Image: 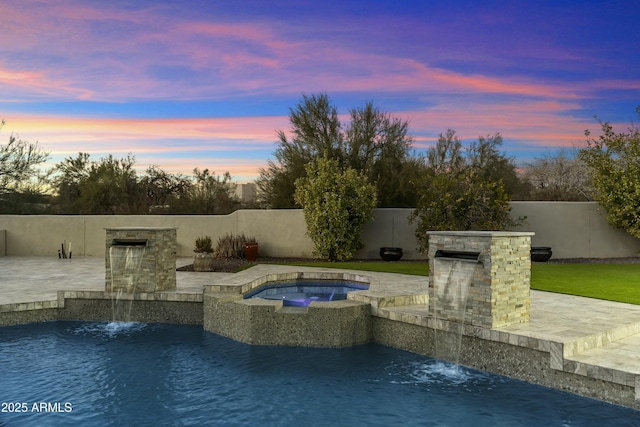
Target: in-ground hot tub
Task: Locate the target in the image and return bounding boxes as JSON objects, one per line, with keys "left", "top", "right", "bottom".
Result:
{"left": 204, "top": 272, "right": 373, "bottom": 347}
{"left": 244, "top": 279, "right": 369, "bottom": 307}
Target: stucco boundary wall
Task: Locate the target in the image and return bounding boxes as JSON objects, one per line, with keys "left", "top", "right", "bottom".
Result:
{"left": 0, "top": 229, "right": 5, "bottom": 256}
{"left": 0, "top": 202, "right": 639, "bottom": 259}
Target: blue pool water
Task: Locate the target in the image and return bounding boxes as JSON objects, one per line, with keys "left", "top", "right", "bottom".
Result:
{"left": 244, "top": 279, "right": 369, "bottom": 307}
{"left": 1, "top": 322, "right": 638, "bottom": 426}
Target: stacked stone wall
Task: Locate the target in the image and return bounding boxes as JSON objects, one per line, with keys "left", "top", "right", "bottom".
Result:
{"left": 488, "top": 235, "right": 531, "bottom": 327}
{"left": 428, "top": 231, "right": 533, "bottom": 328}
{"left": 105, "top": 227, "right": 177, "bottom": 292}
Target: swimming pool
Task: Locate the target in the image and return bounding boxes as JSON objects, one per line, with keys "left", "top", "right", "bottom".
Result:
{"left": 1, "top": 321, "right": 638, "bottom": 426}
{"left": 244, "top": 279, "right": 369, "bottom": 307}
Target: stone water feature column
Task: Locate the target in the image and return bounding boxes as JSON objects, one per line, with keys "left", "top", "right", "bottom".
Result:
{"left": 427, "top": 231, "right": 534, "bottom": 329}
{"left": 105, "top": 227, "right": 177, "bottom": 292}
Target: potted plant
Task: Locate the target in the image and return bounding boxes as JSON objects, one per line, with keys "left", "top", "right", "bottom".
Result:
{"left": 193, "top": 235, "right": 216, "bottom": 272}
{"left": 243, "top": 237, "right": 258, "bottom": 262}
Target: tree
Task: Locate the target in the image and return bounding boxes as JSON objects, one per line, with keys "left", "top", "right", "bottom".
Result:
{"left": 139, "top": 166, "right": 191, "bottom": 213}
{"left": 426, "top": 129, "right": 523, "bottom": 197}
{"left": 51, "top": 153, "right": 143, "bottom": 214}
{"left": 579, "top": 116, "right": 640, "bottom": 238}
{"left": 410, "top": 129, "right": 519, "bottom": 253}
{"left": 348, "top": 103, "right": 423, "bottom": 207}
{"left": 467, "top": 133, "right": 524, "bottom": 198}
{"left": 521, "top": 149, "right": 594, "bottom": 201}
{"left": 51, "top": 152, "right": 91, "bottom": 213}
{"left": 0, "top": 120, "right": 51, "bottom": 213}
{"left": 257, "top": 93, "right": 421, "bottom": 208}
{"left": 82, "top": 154, "right": 142, "bottom": 214}
{"left": 426, "top": 128, "right": 464, "bottom": 174}
{"left": 0, "top": 120, "right": 49, "bottom": 193}
{"left": 51, "top": 154, "right": 240, "bottom": 215}
{"left": 257, "top": 94, "right": 340, "bottom": 208}
{"left": 182, "top": 168, "right": 239, "bottom": 215}
{"left": 294, "top": 157, "right": 377, "bottom": 261}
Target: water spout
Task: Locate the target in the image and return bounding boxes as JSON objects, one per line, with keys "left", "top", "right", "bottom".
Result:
{"left": 108, "top": 245, "right": 146, "bottom": 323}
{"left": 432, "top": 258, "right": 478, "bottom": 364}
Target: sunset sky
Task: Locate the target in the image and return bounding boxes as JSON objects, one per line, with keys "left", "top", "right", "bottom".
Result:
{"left": 1, "top": 0, "right": 639, "bottom": 182}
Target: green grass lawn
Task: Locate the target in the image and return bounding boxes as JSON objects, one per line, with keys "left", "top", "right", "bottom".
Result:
{"left": 530, "top": 263, "right": 640, "bottom": 305}
{"left": 278, "top": 260, "right": 640, "bottom": 305}
{"left": 276, "top": 260, "right": 430, "bottom": 276}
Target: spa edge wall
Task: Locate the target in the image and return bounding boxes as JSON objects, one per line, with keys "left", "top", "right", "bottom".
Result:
{"left": 0, "top": 202, "right": 639, "bottom": 259}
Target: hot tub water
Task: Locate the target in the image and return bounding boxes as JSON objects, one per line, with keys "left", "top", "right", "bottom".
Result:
{"left": 244, "top": 279, "right": 369, "bottom": 307}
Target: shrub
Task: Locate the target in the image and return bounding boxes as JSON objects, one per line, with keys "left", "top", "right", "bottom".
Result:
{"left": 294, "top": 157, "right": 377, "bottom": 261}
{"left": 409, "top": 169, "right": 516, "bottom": 253}
{"left": 215, "top": 233, "right": 256, "bottom": 259}
{"left": 194, "top": 236, "right": 214, "bottom": 253}
{"left": 579, "top": 117, "right": 640, "bottom": 239}
{"left": 409, "top": 129, "right": 523, "bottom": 253}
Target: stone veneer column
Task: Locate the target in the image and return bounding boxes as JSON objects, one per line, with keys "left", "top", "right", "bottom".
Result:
{"left": 105, "top": 227, "right": 177, "bottom": 292}
{"left": 427, "top": 231, "right": 534, "bottom": 328}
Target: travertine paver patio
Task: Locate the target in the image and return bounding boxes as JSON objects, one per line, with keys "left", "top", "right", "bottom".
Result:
{"left": 1, "top": 256, "right": 640, "bottom": 400}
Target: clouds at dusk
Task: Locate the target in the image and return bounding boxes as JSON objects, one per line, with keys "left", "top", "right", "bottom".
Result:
{"left": 1, "top": 0, "right": 639, "bottom": 181}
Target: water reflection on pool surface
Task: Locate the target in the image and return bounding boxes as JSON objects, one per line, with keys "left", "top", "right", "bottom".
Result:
{"left": 1, "top": 321, "right": 638, "bottom": 426}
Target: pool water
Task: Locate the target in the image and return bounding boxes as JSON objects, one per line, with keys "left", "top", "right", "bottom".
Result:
{"left": 244, "top": 279, "right": 369, "bottom": 307}
{"left": 1, "top": 322, "right": 638, "bottom": 426}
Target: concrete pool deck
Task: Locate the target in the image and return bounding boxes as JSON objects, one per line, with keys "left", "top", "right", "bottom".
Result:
{"left": 1, "top": 256, "right": 640, "bottom": 409}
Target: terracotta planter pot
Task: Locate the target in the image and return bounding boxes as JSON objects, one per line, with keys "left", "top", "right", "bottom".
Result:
{"left": 243, "top": 242, "right": 258, "bottom": 262}
{"left": 193, "top": 253, "right": 216, "bottom": 271}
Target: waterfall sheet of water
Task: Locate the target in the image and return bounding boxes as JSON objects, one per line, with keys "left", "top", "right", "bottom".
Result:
{"left": 432, "top": 258, "right": 477, "bottom": 365}
{"left": 108, "top": 245, "right": 146, "bottom": 323}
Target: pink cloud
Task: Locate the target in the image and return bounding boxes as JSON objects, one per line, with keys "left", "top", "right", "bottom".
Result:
{"left": 585, "top": 79, "right": 640, "bottom": 92}
{"left": 300, "top": 50, "right": 585, "bottom": 100}
{"left": 3, "top": 0, "right": 636, "bottom": 179}
{"left": 0, "top": 64, "right": 94, "bottom": 100}
{"left": 3, "top": 113, "right": 284, "bottom": 181}
{"left": 178, "top": 21, "right": 276, "bottom": 44}
{"left": 402, "top": 100, "right": 595, "bottom": 150}
{"left": 4, "top": 0, "right": 629, "bottom": 118}
{"left": 0, "top": 2, "right": 594, "bottom": 102}
{"left": 135, "top": 156, "right": 268, "bottom": 181}
{"left": 2, "top": 114, "right": 288, "bottom": 180}
{"left": 2, "top": 100, "right": 617, "bottom": 182}
{"left": 4, "top": 114, "right": 287, "bottom": 145}
{"left": 424, "top": 68, "right": 580, "bottom": 99}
